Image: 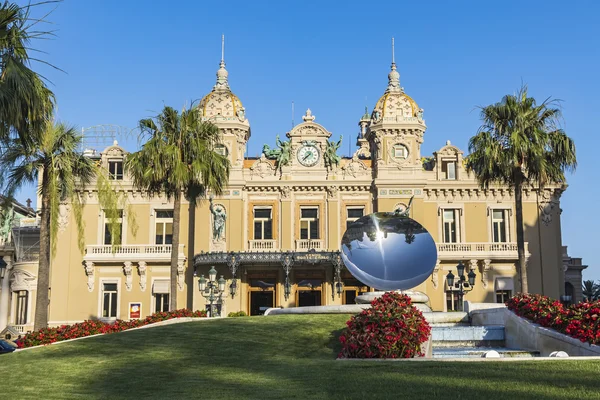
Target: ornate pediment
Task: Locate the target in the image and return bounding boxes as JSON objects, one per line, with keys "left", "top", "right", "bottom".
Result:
{"left": 249, "top": 154, "right": 276, "bottom": 178}
{"left": 10, "top": 269, "right": 36, "bottom": 292}
{"left": 286, "top": 110, "right": 332, "bottom": 140}
{"left": 101, "top": 141, "right": 127, "bottom": 159}
{"left": 342, "top": 155, "right": 369, "bottom": 179}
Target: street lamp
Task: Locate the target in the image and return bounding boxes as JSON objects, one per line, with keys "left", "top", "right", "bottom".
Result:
{"left": 446, "top": 261, "right": 476, "bottom": 311}
{"left": 197, "top": 266, "right": 226, "bottom": 317}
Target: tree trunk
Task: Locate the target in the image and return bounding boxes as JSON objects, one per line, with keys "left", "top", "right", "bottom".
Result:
{"left": 34, "top": 169, "right": 51, "bottom": 330}
{"left": 169, "top": 191, "right": 182, "bottom": 311}
{"left": 514, "top": 177, "right": 529, "bottom": 294}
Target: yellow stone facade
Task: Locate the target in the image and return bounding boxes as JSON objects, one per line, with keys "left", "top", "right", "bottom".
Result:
{"left": 1, "top": 56, "right": 569, "bottom": 330}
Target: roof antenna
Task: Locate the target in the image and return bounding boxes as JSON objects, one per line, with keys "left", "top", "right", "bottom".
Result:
{"left": 391, "top": 37, "right": 395, "bottom": 65}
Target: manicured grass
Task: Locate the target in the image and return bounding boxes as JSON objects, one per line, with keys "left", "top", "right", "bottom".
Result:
{"left": 2, "top": 315, "right": 600, "bottom": 399}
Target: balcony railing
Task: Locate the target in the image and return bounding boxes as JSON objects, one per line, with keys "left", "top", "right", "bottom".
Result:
{"left": 295, "top": 239, "right": 323, "bottom": 251}
{"left": 9, "top": 324, "right": 33, "bottom": 334}
{"left": 437, "top": 242, "right": 528, "bottom": 260}
{"left": 84, "top": 244, "right": 185, "bottom": 262}
{"left": 248, "top": 240, "right": 278, "bottom": 251}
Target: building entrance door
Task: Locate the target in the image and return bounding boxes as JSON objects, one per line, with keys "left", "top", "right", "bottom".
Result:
{"left": 250, "top": 291, "right": 274, "bottom": 315}
{"left": 342, "top": 271, "right": 370, "bottom": 305}
{"left": 295, "top": 270, "right": 324, "bottom": 307}
{"left": 248, "top": 276, "right": 276, "bottom": 316}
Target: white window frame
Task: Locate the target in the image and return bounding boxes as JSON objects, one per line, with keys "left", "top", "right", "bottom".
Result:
{"left": 154, "top": 209, "right": 174, "bottom": 245}
{"left": 438, "top": 205, "right": 465, "bottom": 244}
{"left": 444, "top": 161, "right": 456, "bottom": 180}
{"left": 107, "top": 159, "right": 124, "bottom": 180}
{"left": 392, "top": 144, "right": 408, "bottom": 159}
{"left": 98, "top": 209, "right": 127, "bottom": 245}
{"left": 444, "top": 286, "right": 462, "bottom": 312}
{"left": 215, "top": 144, "right": 228, "bottom": 157}
{"left": 487, "top": 205, "right": 512, "bottom": 243}
{"left": 98, "top": 278, "right": 121, "bottom": 321}
{"left": 346, "top": 206, "right": 365, "bottom": 229}
{"left": 10, "top": 290, "right": 31, "bottom": 325}
{"left": 253, "top": 207, "right": 273, "bottom": 240}
{"left": 300, "top": 207, "right": 320, "bottom": 240}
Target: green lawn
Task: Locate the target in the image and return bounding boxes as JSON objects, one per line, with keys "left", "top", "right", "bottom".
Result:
{"left": 2, "top": 315, "right": 600, "bottom": 399}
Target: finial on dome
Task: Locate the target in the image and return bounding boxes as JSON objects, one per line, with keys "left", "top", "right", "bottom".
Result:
{"left": 302, "top": 108, "right": 316, "bottom": 122}
{"left": 386, "top": 37, "right": 402, "bottom": 93}
{"left": 214, "top": 34, "right": 230, "bottom": 91}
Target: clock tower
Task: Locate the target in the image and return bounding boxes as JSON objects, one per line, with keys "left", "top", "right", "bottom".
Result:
{"left": 284, "top": 109, "right": 337, "bottom": 179}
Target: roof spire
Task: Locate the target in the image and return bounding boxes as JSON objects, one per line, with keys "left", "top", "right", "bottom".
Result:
{"left": 214, "top": 34, "right": 229, "bottom": 91}
{"left": 386, "top": 37, "right": 402, "bottom": 93}
{"left": 221, "top": 34, "right": 225, "bottom": 63}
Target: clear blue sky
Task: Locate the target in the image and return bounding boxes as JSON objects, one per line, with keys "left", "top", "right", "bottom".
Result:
{"left": 18, "top": 0, "right": 600, "bottom": 280}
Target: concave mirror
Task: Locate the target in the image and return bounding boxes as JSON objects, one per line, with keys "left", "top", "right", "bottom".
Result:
{"left": 340, "top": 212, "right": 438, "bottom": 291}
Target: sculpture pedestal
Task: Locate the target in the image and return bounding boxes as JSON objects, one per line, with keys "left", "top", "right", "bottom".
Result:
{"left": 355, "top": 290, "right": 432, "bottom": 313}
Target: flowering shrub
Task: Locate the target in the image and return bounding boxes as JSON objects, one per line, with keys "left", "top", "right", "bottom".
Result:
{"left": 507, "top": 294, "right": 600, "bottom": 345}
{"left": 16, "top": 309, "right": 206, "bottom": 348}
{"left": 227, "top": 311, "right": 248, "bottom": 317}
{"left": 338, "top": 292, "right": 431, "bottom": 359}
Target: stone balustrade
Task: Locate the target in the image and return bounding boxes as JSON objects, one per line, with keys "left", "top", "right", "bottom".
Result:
{"left": 437, "top": 242, "right": 528, "bottom": 260}
{"left": 84, "top": 244, "right": 185, "bottom": 262}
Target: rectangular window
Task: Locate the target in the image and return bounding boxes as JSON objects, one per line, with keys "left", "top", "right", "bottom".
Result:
{"left": 496, "top": 290, "right": 512, "bottom": 304}
{"left": 253, "top": 208, "right": 273, "bottom": 240}
{"left": 15, "top": 290, "right": 28, "bottom": 325}
{"left": 108, "top": 160, "right": 123, "bottom": 180}
{"left": 300, "top": 208, "right": 319, "bottom": 240}
{"left": 346, "top": 207, "right": 364, "bottom": 230}
{"left": 446, "top": 162, "right": 456, "bottom": 180}
{"left": 104, "top": 210, "right": 123, "bottom": 245}
{"left": 155, "top": 210, "right": 174, "bottom": 245}
{"left": 446, "top": 290, "right": 462, "bottom": 311}
{"left": 492, "top": 210, "right": 508, "bottom": 243}
{"left": 393, "top": 145, "right": 407, "bottom": 159}
{"left": 442, "top": 209, "right": 458, "bottom": 243}
{"left": 102, "top": 283, "right": 118, "bottom": 318}
{"left": 154, "top": 293, "right": 169, "bottom": 313}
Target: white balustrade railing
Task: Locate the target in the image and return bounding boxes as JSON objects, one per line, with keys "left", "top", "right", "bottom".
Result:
{"left": 437, "top": 242, "right": 527, "bottom": 259}
{"left": 295, "top": 239, "right": 323, "bottom": 251}
{"left": 248, "top": 240, "right": 277, "bottom": 251}
{"left": 84, "top": 244, "right": 185, "bottom": 261}
{"left": 10, "top": 324, "right": 33, "bottom": 334}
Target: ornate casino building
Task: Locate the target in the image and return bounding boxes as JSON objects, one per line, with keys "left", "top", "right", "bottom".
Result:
{"left": 0, "top": 50, "right": 585, "bottom": 334}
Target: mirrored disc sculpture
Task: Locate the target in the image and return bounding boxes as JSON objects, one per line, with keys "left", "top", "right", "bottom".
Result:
{"left": 340, "top": 212, "right": 438, "bottom": 291}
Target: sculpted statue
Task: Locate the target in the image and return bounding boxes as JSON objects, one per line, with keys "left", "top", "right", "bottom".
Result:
{"left": 371, "top": 110, "right": 381, "bottom": 123}
{"left": 324, "top": 135, "right": 343, "bottom": 171}
{"left": 209, "top": 197, "right": 227, "bottom": 241}
{"left": 262, "top": 135, "right": 291, "bottom": 172}
{"left": 0, "top": 207, "right": 14, "bottom": 245}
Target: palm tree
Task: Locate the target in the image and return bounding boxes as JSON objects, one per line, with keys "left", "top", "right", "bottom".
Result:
{"left": 0, "top": 122, "right": 95, "bottom": 330}
{"left": 0, "top": 1, "right": 56, "bottom": 144}
{"left": 466, "top": 86, "right": 577, "bottom": 294}
{"left": 582, "top": 280, "right": 599, "bottom": 302}
{"left": 127, "top": 106, "right": 230, "bottom": 310}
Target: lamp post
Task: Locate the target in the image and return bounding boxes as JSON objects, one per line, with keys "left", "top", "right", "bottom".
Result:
{"left": 446, "top": 261, "right": 476, "bottom": 312}
{"left": 197, "top": 266, "right": 226, "bottom": 317}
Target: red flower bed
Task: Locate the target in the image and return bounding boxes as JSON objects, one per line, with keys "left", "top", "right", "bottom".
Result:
{"left": 16, "top": 309, "right": 206, "bottom": 348}
{"left": 338, "top": 292, "right": 431, "bottom": 359}
{"left": 507, "top": 294, "right": 600, "bottom": 345}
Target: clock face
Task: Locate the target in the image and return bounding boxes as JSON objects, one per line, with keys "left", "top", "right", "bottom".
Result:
{"left": 297, "top": 145, "right": 320, "bottom": 167}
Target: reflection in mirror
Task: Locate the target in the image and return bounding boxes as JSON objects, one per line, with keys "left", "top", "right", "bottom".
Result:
{"left": 340, "top": 212, "right": 438, "bottom": 291}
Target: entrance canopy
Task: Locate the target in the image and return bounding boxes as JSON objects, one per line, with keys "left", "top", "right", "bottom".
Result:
{"left": 193, "top": 249, "right": 343, "bottom": 301}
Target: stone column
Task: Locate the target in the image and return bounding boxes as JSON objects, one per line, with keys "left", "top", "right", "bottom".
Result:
{"left": 0, "top": 256, "right": 14, "bottom": 331}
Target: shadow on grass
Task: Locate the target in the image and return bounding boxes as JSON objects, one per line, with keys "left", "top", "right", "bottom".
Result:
{"left": 3, "top": 316, "right": 600, "bottom": 399}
